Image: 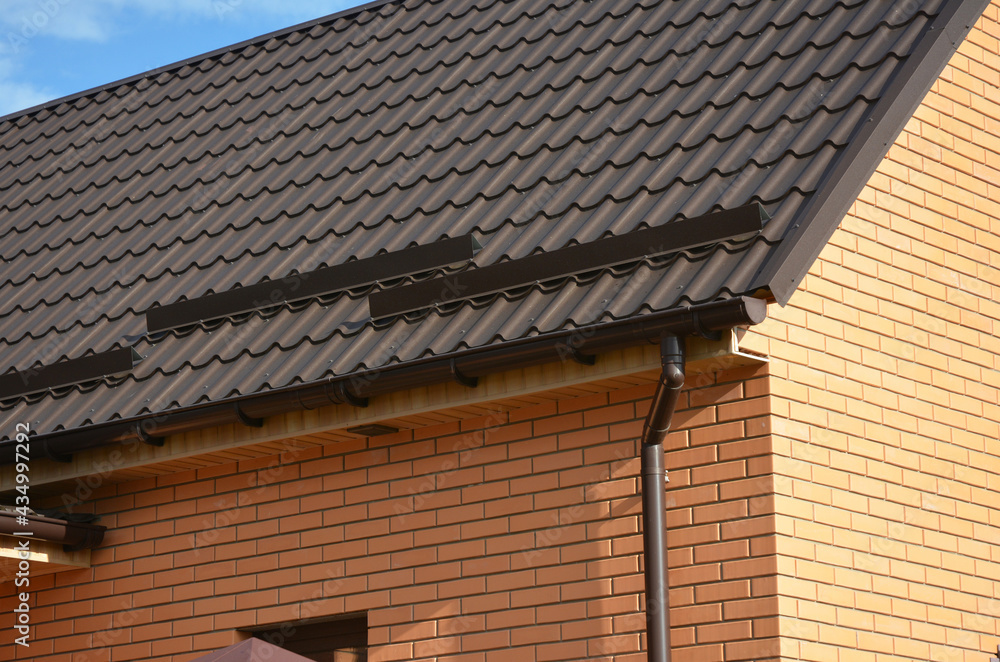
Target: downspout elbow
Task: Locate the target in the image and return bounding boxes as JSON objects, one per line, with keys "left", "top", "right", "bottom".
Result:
{"left": 642, "top": 335, "right": 686, "bottom": 447}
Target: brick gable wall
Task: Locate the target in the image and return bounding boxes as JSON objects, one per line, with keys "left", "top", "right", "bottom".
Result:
{"left": 741, "top": 3, "right": 1000, "bottom": 660}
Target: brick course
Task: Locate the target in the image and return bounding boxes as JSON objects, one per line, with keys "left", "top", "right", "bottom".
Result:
{"left": 4, "top": 5, "right": 1000, "bottom": 662}
{"left": 741, "top": 3, "right": 1000, "bottom": 660}
{"left": 1, "top": 366, "right": 775, "bottom": 661}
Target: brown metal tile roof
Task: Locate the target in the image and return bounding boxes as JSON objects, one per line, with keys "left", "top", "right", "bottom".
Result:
{"left": 0, "top": 0, "right": 990, "bottom": 446}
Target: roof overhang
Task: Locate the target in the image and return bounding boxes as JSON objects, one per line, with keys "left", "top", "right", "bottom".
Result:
{"left": 0, "top": 296, "right": 767, "bottom": 468}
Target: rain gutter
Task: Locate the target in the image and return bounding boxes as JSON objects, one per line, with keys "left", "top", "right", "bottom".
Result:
{"left": 0, "top": 511, "right": 106, "bottom": 551}
{"left": 0, "top": 296, "right": 767, "bottom": 466}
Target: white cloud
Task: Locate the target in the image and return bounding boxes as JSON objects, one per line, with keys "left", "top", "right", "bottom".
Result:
{"left": 0, "top": 0, "right": 358, "bottom": 117}
{"left": 0, "top": 79, "right": 54, "bottom": 116}
{"left": 0, "top": 1, "right": 110, "bottom": 43}
{"left": 0, "top": 0, "right": 355, "bottom": 45}
{"left": 0, "top": 53, "right": 53, "bottom": 116}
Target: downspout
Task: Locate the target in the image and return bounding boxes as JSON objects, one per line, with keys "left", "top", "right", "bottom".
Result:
{"left": 640, "top": 334, "right": 685, "bottom": 662}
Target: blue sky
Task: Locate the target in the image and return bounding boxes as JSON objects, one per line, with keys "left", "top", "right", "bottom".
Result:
{"left": 0, "top": 0, "right": 363, "bottom": 117}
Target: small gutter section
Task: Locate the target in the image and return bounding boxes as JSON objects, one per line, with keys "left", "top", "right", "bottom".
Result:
{"left": 640, "top": 335, "right": 685, "bottom": 662}
{"left": 0, "top": 296, "right": 767, "bottom": 466}
{"left": 0, "top": 511, "right": 106, "bottom": 551}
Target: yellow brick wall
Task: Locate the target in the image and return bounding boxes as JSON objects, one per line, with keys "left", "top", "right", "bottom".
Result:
{"left": 741, "top": 3, "right": 1000, "bottom": 660}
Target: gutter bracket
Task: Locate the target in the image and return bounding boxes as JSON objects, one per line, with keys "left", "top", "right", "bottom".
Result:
{"left": 692, "top": 311, "right": 723, "bottom": 341}
{"left": 450, "top": 358, "right": 479, "bottom": 388}
{"left": 335, "top": 381, "right": 369, "bottom": 408}
{"left": 134, "top": 424, "right": 164, "bottom": 447}
{"left": 41, "top": 441, "right": 73, "bottom": 464}
{"left": 568, "top": 346, "right": 597, "bottom": 366}
{"left": 234, "top": 403, "right": 264, "bottom": 428}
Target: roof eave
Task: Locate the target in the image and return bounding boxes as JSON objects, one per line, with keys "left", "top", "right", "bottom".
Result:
{"left": 0, "top": 296, "right": 768, "bottom": 466}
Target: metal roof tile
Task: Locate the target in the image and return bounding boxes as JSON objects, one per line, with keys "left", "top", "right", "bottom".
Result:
{"left": 0, "top": 0, "right": 989, "bottom": 441}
